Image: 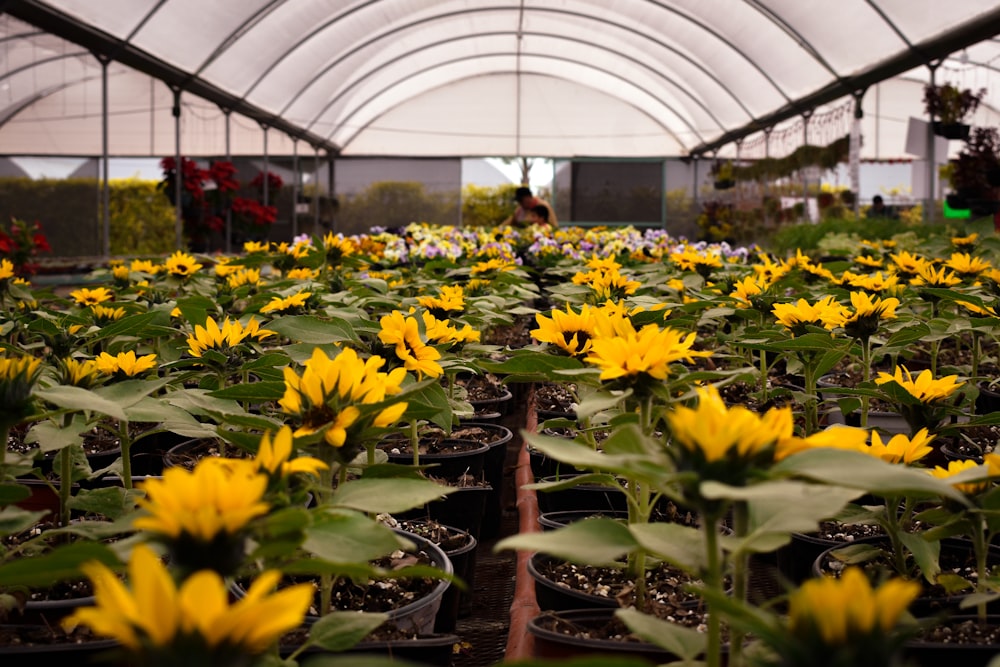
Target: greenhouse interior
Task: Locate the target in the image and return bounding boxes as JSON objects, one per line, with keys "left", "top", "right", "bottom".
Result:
{"left": 5, "top": 2, "right": 1000, "bottom": 666}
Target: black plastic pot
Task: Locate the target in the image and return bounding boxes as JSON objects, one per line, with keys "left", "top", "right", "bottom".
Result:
{"left": 536, "top": 409, "right": 577, "bottom": 423}
{"left": 239, "top": 528, "right": 452, "bottom": 636}
{"left": 345, "top": 632, "right": 460, "bottom": 664}
{"left": 933, "top": 121, "right": 971, "bottom": 141}
{"left": 162, "top": 438, "right": 229, "bottom": 470}
{"left": 535, "top": 474, "right": 627, "bottom": 514}
{"left": 400, "top": 485, "right": 492, "bottom": 541}
{"left": 813, "top": 537, "right": 1000, "bottom": 617}
{"left": 15, "top": 595, "right": 96, "bottom": 627}
{"left": 529, "top": 554, "right": 619, "bottom": 612}
{"left": 459, "top": 422, "right": 513, "bottom": 540}
{"left": 714, "top": 178, "right": 735, "bottom": 190}
{"left": 940, "top": 440, "right": 984, "bottom": 463}
{"left": 0, "top": 626, "right": 118, "bottom": 667}
{"left": 528, "top": 608, "right": 687, "bottom": 662}
{"left": 976, "top": 381, "right": 1000, "bottom": 414}
{"left": 904, "top": 615, "right": 1000, "bottom": 667}
{"left": 947, "top": 193, "right": 969, "bottom": 210}
{"left": 469, "top": 385, "right": 513, "bottom": 420}
{"left": 776, "top": 531, "right": 844, "bottom": 585}
{"left": 381, "top": 438, "right": 490, "bottom": 479}
{"left": 398, "top": 519, "right": 478, "bottom": 634}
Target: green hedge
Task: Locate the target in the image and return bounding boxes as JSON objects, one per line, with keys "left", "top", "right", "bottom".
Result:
{"left": 0, "top": 177, "right": 175, "bottom": 257}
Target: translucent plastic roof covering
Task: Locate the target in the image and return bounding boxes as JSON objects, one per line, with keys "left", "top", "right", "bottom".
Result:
{"left": 2, "top": 1, "right": 1000, "bottom": 157}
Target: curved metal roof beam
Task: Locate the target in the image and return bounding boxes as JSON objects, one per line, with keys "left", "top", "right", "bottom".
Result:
{"left": 740, "top": 0, "right": 841, "bottom": 78}
{"left": 290, "top": 30, "right": 727, "bottom": 134}
{"left": 125, "top": 0, "right": 169, "bottom": 41}
{"left": 0, "top": 74, "right": 100, "bottom": 129}
{"left": 0, "top": 29, "right": 46, "bottom": 45}
{"left": 237, "top": 4, "right": 756, "bottom": 118}
{"left": 0, "top": 49, "right": 90, "bottom": 85}
{"left": 192, "top": 0, "right": 289, "bottom": 76}
{"left": 329, "top": 54, "right": 697, "bottom": 150}
{"left": 337, "top": 70, "right": 687, "bottom": 154}
{"left": 641, "top": 0, "right": 792, "bottom": 102}
{"left": 864, "top": 0, "right": 913, "bottom": 49}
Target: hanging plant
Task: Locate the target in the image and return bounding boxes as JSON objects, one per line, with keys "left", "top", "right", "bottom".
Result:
{"left": 923, "top": 83, "right": 985, "bottom": 140}
{"left": 732, "top": 135, "right": 849, "bottom": 183}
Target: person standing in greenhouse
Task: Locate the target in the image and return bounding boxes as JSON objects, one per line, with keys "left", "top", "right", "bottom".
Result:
{"left": 503, "top": 186, "right": 558, "bottom": 228}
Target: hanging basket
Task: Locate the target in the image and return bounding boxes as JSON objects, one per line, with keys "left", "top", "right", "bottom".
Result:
{"left": 713, "top": 179, "right": 735, "bottom": 190}
{"left": 933, "top": 121, "right": 971, "bottom": 141}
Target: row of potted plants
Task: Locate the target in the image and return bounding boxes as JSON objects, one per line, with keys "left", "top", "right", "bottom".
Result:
{"left": 2, "top": 220, "right": 1000, "bottom": 666}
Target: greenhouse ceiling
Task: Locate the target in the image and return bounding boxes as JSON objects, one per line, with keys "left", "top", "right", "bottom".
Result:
{"left": 1, "top": 0, "right": 1000, "bottom": 158}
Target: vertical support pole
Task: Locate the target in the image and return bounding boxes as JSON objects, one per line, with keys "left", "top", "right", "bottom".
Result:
{"left": 313, "top": 146, "right": 321, "bottom": 235}
{"left": 801, "top": 112, "right": 812, "bottom": 221}
{"left": 691, "top": 155, "right": 699, "bottom": 209}
{"left": 328, "top": 154, "right": 335, "bottom": 233}
{"left": 850, "top": 90, "right": 865, "bottom": 217}
{"left": 734, "top": 138, "right": 743, "bottom": 209}
{"left": 291, "top": 138, "right": 299, "bottom": 239}
{"left": 660, "top": 158, "right": 667, "bottom": 231}
{"left": 223, "top": 108, "right": 232, "bottom": 253}
{"left": 172, "top": 88, "right": 183, "bottom": 250}
{"left": 925, "top": 63, "right": 938, "bottom": 223}
{"left": 99, "top": 56, "right": 110, "bottom": 259}
{"left": 261, "top": 125, "right": 270, "bottom": 208}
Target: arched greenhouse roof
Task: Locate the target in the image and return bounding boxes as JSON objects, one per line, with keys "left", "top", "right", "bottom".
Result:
{"left": 1, "top": 1, "right": 1000, "bottom": 158}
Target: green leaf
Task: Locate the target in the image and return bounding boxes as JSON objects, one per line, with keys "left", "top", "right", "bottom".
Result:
{"left": 772, "top": 448, "right": 969, "bottom": 504}
{"left": 241, "top": 352, "right": 292, "bottom": 371}
{"left": 209, "top": 381, "right": 285, "bottom": 402}
{"left": 94, "top": 377, "right": 175, "bottom": 409}
{"left": 616, "top": 607, "right": 707, "bottom": 661}
{"left": 303, "top": 510, "right": 406, "bottom": 563}
{"left": 304, "top": 611, "right": 388, "bottom": 652}
{"left": 495, "top": 518, "right": 637, "bottom": 565}
{"left": 35, "top": 385, "right": 127, "bottom": 421}
{"left": 399, "top": 382, "right": 452, "bottom": 432}
{"left": 0, "top": 483, "right": 30, "bottom": 506}
{"left": 575, "top": 390, "right": 629, "bottom": 420}
{"left": 0, "top": 506, "right": 48, "bottom": 535}
{"left": 628, "top": 522, "right": 706, "bottom": 572}
{"left": 827, "top": 542, "right": 883, "bottom": 565}
{"left": 26, "top": 416, "right": 85, "bottom": 454}
{"left": 701, "top": 480, "right": 863, "bottom": 556}
{"left": 0, "top": 541, "right": 120, "bottom": 587}
{"left": 66, "top": 487, "right": 141, "bottom": 521}
{"left": 88, "top": 311, "right": 158, "bottom": 342}
{"left": 267, "top": 315, "right": 360, "bottom": 344}
{"left": 898, "top": 531, "right": 940, "bottom": 584}
{"left": 478, "top": 352, "right": 584, "bottom": 383}
{"left": 330, "top": 478, "right": 454, "bottom": 514}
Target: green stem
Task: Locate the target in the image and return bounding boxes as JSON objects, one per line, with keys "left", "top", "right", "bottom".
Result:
{"left": 803, "top": 355, "right": 818, "bottom": 436}
{"left": 59, "top": 422, "right": 73, "bottom": 528}
{"left": 882, "top": 495, "right": 908, "bottom": 576}
{"left": 703, "top": 512, "right": 723, "bottom": 667}
{"left": 626, "top": 478, "right": 652, "bottom": 609}
{"left": 971, "top": 334, "right": 981, "bottom": 417}
{"left": 410, "top": 421, "right": 420, "bottom": 468}
{"left": 320, "top": 572, "right": 332, "bottom": 617}
{"left": 639, "top": 395, "right": 654, "bottom": 436}
{"left": 730, "top": 501, "right": 750, "bottom": 667}
{"left": 119, "top": 420, "right": 133, "bottom": 491}
{"left": 861, "top": 336, "right": 872, "bottom": 429}
{"left": 759, "top": 349, "right": 769, "bottom": 403}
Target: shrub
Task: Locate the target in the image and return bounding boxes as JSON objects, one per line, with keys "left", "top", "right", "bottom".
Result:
{"left": 109, "top": 178, "right": 176, "bottom": 255}
{"left": 461, "top": 183, "right": 519, "bottom": 227}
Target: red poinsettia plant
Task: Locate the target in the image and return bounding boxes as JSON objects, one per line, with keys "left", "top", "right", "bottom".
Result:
{"left": 250, "top": 171, "right": 283, "bottom": 192}
{"left": 160, "top": 158, "right": 282, "bottom": 248}
{"left": 0, "top": 218, "right": 51, "bottom": 276}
